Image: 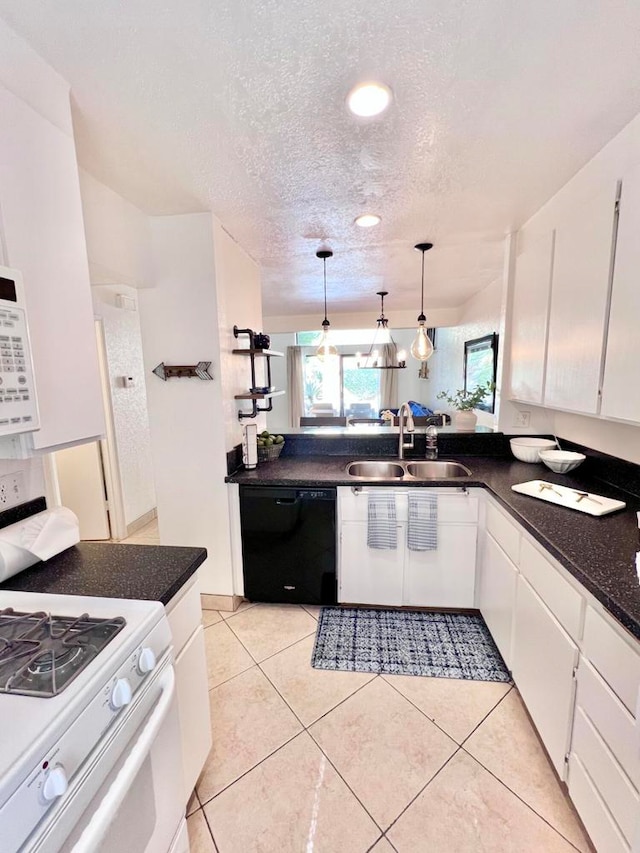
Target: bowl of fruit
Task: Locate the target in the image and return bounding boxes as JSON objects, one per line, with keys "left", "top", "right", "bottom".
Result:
{"left": 257, "top": 430, "right": 285, "bottom": 462}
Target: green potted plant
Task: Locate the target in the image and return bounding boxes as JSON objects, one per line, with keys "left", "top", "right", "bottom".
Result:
{"left": 436, "top": 381, "right": 494, "bottom": 431}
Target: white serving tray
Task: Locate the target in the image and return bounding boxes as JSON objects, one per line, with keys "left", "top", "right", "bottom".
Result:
{"left": 511, "top": 480, "right": 626, "bottom": 517}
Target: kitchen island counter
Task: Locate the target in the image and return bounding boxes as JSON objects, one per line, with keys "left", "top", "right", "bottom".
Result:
{"left": 0, "top": 541, "right": 207, "bottom": 605}
{"left": 228, "top": 454, "right": 640, "bottom": 640}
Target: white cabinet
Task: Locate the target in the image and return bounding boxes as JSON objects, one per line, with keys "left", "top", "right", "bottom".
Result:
{"left": 0, "top": 84, "right": 104, "bottom": 453}
{"left": 403, "top": 524, "right": 477, "bottom": 608}
{"left": 511, "top": 576, "right": 579, "bottom": 777}
{"left": 339, "top": 521, "right": 405, "bottom": 606}
{"left": 165, "top": 576, "right": 212, "bottom": 804}
{"left": 509, "top": 230, "right": 554, "bottom": 404}
{"left": 337, "top": 487, "right": 478, "bottom": 608}
{"left": 543, "top": 181, "right": 618, "bottom": 414}
{"left": 478, "top": 531, "right": 518, "bottom": 667}
{"left": 601, "top": 161, "right": 640, "bottom": 423}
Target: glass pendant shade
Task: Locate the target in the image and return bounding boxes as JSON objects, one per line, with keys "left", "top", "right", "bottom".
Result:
{"left": 316, "top": 326, "right": 338, "bottom": 361}
{"left": 412, "top": 242, "right": 434, "bottom": 362}
{"left": 411, "top": 322, "right": 434, "bottom": 361}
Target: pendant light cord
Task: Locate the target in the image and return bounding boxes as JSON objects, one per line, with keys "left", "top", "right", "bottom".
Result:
{"left": 414, "top": 242, "right": 432, "bottom": 323}
{"left": 323, "top": 258, "right": 328, "bottom": 324}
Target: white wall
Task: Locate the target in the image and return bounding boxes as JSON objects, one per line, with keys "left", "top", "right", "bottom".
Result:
{"left": 139, "top": 213, "right": 233, "bottom": 594}
{"left": 265, "top": 333, "right": 294, "bottom": 432}
{"left": 79, "top": 169, "right": 153, "bottom": 288}
{"left": 0, "top": 18, "right": 72, "bottom": 137}
{"left": 211, "top": 220, "right": 264, "bottom": 450}
{"left": 92, "top": 285, "right": 156, "bottom": 527}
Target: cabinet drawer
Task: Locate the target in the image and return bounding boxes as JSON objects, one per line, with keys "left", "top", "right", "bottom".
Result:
{"left": 165, "top": 576, "right": 202, "bottom": 658}
{"left": 568, "top": 754, "right": 630, "bottom": 853}
{"left": 576, "top": 658, "right": 640, "bottom": 790}
{"left": 485, "top": 501, "right": 520, "bottom": 565}
{"left": 338, "top": 487, "right": 478, "bottom": 524}
{"left": 571, "top": 707, "right": 639, "bottom": 845}
{"left": 583, "top": 606, "right": 640, "bottom": 714}
{"left": 519, "top": 538, "right": 584, "bottom": 640}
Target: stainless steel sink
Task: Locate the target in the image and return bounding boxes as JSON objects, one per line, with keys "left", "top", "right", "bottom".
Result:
{"left": 346, "top": 459, "right": 472, "bottom": 480}
{"left": 346, "top": 461, "right": 405, "bottom": 479}
{"left": 405, "top": 461, "right": 472, "bottom": 479}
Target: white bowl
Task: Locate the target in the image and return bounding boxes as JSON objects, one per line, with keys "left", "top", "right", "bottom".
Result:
{"left": 538, "top": 450, "right": 586, "bottom": 474}
{"left": 510, "top": 437, "right": 557, "bottom": 463}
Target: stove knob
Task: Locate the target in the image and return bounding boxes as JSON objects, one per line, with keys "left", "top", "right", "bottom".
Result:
{"left": 41, "top": 765, "right": 68, "bottom": 803}
{"left": 110, "top": 677, "right": 132, "bottom": 710}
{"left": 137, "top": 647, "right": 156, "bottom": 675}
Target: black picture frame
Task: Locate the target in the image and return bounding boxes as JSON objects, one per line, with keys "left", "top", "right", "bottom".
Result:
{"left": 464, "top": 333, "right": 499, "bottom": 413}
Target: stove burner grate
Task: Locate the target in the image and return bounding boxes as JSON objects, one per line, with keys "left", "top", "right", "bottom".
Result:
{"left": 0, "top": 609, "right": 126, "bottom": 698}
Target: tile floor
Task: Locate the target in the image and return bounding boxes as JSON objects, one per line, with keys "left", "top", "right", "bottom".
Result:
{"left": 118, "top": 518, "right": 160, "bottom": 545}
{"left": 186, "top": 601, "right": 593, "bottom": 853}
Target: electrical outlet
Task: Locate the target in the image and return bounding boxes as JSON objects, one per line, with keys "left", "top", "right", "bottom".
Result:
{"left": 513, "top": 410, "right": 531, "bottom": 428}
{"left": 0, "top": 472, "right": 25, "bottom": 509}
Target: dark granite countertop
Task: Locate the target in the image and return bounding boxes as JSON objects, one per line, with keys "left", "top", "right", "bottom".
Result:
{"left": 227, "top": 455, "right": 640, "bottom": 642}
{"left": 0, "top": 542, "right": 207, "bottom": 605}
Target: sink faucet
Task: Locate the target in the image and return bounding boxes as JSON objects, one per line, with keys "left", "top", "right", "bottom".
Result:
{"left": 425, "top": 425, "right": 438, "bottom": 460}
{"left": 398, "top": 402, "right": 415, "bottom": 459}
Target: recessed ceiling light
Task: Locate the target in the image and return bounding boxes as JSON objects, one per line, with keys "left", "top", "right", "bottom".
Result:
{"left": 355, "top": 214, "right": 381, "bottom": 228}
{"left": 346, "top": 82, "right": 392, "bottom": 117}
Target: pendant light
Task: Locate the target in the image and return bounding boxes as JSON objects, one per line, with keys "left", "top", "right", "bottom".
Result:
{"left": 357, "top": 291, "right": 406, "bottom": 369}
{"left": 315, "top": 249, "right": 338, "bottom": 361}
{"left": 411, "top": 242, "right": 435, "bottom": 361}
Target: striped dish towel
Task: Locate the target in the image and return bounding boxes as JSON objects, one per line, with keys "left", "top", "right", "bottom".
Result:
{"left": 367, "top": 491, "right": 397, "bottom": 550}
{"left": 407, "top": 492, "right": 438, "bottom": 551}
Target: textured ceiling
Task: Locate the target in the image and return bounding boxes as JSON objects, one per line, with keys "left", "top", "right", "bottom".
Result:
{"left": 1, "top": 0, "right": 639, "bottom": 317}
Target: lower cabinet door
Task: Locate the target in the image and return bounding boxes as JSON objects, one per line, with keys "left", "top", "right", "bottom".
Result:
{"left": 339, "top": 521, "right": 404, "bottom": 606}
{"left": 512, "top": 576, "right": 579, "bottom": 778}
{"left": 174, "top": 626, "right": 212, "bottom": 802}
{"left": 403, "top": 524, "right": 477, "bottom": 608}
{"left": 478, "top": 532, "right": 518, "bottom": 667}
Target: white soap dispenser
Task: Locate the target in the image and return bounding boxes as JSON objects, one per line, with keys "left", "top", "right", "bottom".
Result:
{"left": 242, "top": 424, "right": 258, "bottom": 469}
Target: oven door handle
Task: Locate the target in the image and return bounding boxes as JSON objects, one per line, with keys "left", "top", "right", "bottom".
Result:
{"left": 70, "top": 665, "right": 176, "bottom": 853}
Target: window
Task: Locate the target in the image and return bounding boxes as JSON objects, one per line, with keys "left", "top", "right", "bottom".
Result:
{"left": 463, "top": 333, "right": 499, "bottom": 413}
{"left": 303, "top": 354, "right": 381, "bottom": 417}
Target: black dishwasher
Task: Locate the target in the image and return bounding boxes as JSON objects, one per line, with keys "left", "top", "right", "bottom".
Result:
{"left": 239, "top": 485, "right": 337, "bottom": 605}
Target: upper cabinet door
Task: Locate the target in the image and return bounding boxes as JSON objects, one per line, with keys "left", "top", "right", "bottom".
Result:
{"left": 544, "top": 182, "right": 618, "bottom": 415}
{"left": 0, "top": 85, "right": 104, "bottom": 450}
{"left": 600, "top": 163, "right": 640, "bottom": 423}
{"left": 509, "top": 230, "right": 554, "bottom": 404}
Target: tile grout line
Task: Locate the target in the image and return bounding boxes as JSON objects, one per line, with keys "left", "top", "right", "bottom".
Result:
{"left": 198, "top": 729, "right": 305, "bottom": 808}
{"left": 304, "top": 723, "right": 385, "bottom": 835}
{"left": 222, "top": 607, "right": 318, "bottom": 666}
{"left": 384, "top": 746, "right": 463, "bottom": 838}
{"left": 256, "top": 660, "right": 385, "bottom": 833}
{"left": 199, "top": 804, "right": 220, "bottom": 853}
{"left": 457, "top": 743, "right": 586, "bottom": 852}
{"left": 457, "top": 683, "right": 514, "bottom": 748}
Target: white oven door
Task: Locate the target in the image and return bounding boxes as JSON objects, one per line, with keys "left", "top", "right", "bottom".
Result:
{"left": 25, "top": 659, "right": 187, "bottom": 853}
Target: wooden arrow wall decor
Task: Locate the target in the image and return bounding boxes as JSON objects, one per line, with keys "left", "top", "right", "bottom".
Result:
{"left": 152, "top": 361, "right": 213, "bottom": 381}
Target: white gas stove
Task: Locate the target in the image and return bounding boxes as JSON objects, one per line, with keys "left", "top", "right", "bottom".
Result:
{"left": 0, "top": 590, "right": 187, "bottom": 853}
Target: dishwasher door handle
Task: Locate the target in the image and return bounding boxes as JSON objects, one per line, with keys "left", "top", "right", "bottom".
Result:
{"left": 275, "top": 498, "right": 298, "bottom": 505}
